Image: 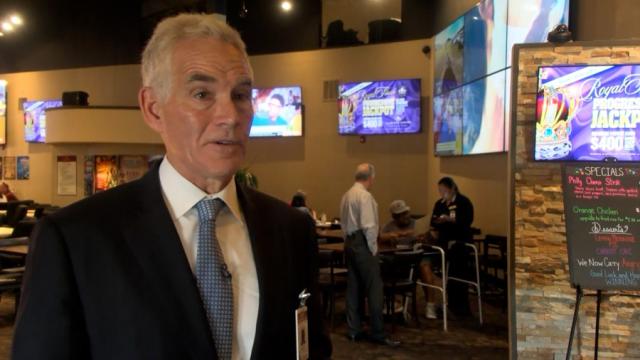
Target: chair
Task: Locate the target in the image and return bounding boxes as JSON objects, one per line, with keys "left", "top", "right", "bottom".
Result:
{"left": 6, "top": 204, "right": 29, "bottom": 228}
{"left": 0, "top": 270, "right": 24, "bottom": 317}
{"left": 482, "top": 235, "right": 507, "bottom": 309}
{"left": 380, "top": 250, "right": 423, "bottom": 330}
{"left": 11, "top": 220, "right": 37, "bottom": 238}
{"left": 0, "top": 236, "right": 28, "bottom": 317}
{"left": 416, "top": 244, "right": 448, "bottom": 331}
{"left": 368, "top": 19, "right": 401, "bottom": 44}
{"left": 317, "top": 249, "right": 347, "bottom": 329}
{"left": 446, "top": 242, "right": 483, "bottom": 326}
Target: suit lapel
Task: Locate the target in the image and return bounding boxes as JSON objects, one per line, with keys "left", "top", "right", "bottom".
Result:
{"left": 236, "top": 183, "right": 273, "bottom": 359}
{"left": 124, "top": 167, "right": 217, "bottom": 358}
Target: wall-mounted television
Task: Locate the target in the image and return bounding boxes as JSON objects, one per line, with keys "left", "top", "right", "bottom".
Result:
{"left": 433, "top": 0, "right": 570, "bottom": 156}
{"left": 462, "top": 0, "right": 507, "bottom": 84}
{"left": 434, "top": 70, "right": 507, "bottom": 155}
{"left": 462, "top": 69, "right": 507, "bottom": 155}
{"left": 23, "top": 99, "right": 63, "bottom": 143}
{"left": 0, "top": 80, "right": 6, "bottom": 145}
{"left": 250, "top": 86, "right": 303, "bottom": 137}
{"left": 534, "top": 64, "right": 640, "bottom": 162}
{"left": 338, "top": 79, "right": 421, "bottom": 135}
{"left": 506, "top": 0, "right": 570, "bottom": 66}
{"left": 434, "top": 16, "right": 464, "bottom": 96}
{"left": 434, "top": 87, "right": 463, "bottom": 155}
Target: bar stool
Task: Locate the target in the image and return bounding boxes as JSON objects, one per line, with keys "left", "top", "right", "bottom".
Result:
{"left": 446, "top": 242, "right": 483, "bottom": 326}
{"left": 416, "top": 244, "right": 448, "bottom": 331}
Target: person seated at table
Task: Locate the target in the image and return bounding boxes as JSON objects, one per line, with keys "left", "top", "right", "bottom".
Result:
{"left": 291, "top": 190, "right": 315, "bottom": 220}
{"left": 379, "top": 200, "right": 419, "bottom": 248}
{"left": 0, "top": 183, "right": 18, "bottom": 202}
{"left": 428, "top": 176, "right": 475, "bottom": 318}
{"left": 379, "top": 200, "right": 442, "bottom": 319}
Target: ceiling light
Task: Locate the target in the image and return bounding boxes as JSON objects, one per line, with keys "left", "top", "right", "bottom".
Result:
{"left": 0, "top": 32, "right": 4, "bottom": 37}
{"left": 1, "top": 22, "right": 14, "bottom": 32}
{"left": 281, "top": 1, "right": 292, "bottom": 11}
{"left": 10, "top": 15, "right": 22, "bottom": 26}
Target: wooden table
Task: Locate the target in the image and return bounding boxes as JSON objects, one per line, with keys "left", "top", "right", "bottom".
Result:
{"left": 316, "top": 229, "right": 344, "bottom": 240}
{"left": 0, "top": 227, "right": 13, "bottom": 239}
{"left": 318, "top": 242, "right": 401, "bottom": 254}
{"left": 0, "top": 245, "right": 28, "bottom": 255}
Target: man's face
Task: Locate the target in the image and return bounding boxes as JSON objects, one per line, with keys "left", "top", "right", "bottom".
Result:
{"left": 393, "top": 211, "right": 412, "bottom": 227}
{"left": 267, "top": 97, "right": 282, "bottom": 121}
{"left": 143, "top": 37, "right": 254, "bottom": 183}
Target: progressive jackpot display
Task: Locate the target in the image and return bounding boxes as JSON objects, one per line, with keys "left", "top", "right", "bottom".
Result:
{"left": 535, "top": 65, "right": 640, "bottom": 162}
{"left": 338, "top": 79, "right": 421, "bottom": 135}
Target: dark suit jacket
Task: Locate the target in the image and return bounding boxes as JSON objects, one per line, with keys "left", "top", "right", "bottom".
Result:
{"left": 12, "top": 166, "right": 332, "bottom": 359}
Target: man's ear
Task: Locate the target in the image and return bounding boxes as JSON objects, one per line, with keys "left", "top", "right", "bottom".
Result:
{"left": 139, "top": 86, "right": 163, "bottom": 133}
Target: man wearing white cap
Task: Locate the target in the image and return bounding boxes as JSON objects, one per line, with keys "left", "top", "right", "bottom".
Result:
{"left": 380, "top": 200, "right": 416, "bottom": 246}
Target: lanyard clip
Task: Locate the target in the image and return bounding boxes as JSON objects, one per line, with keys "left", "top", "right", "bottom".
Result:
{"left": 298, "top": 288, "right": 311, "bottom": 307}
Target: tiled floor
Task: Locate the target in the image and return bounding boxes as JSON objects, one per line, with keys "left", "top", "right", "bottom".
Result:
{"left": 0, "top": 291, "right": 509, "bottom": 359}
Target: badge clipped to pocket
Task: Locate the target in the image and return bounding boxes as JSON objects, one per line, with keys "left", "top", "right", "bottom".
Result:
{"left": 295, "top": 289, "right": 310, "bottom": 360}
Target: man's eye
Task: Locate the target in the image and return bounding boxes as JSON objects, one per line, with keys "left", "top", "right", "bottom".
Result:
{"left": 194, "top": 90, "right": 211, "bottom": 100}
{"left": 233, "top": 92, "right": 251, "bottom": 102}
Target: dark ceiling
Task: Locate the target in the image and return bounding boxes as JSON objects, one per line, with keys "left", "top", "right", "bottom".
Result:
{"left": 0, "top": 0, "right": 432, "bottom": 74}
{"left": 0, "top": 0, "right": 637, "bottom": 74}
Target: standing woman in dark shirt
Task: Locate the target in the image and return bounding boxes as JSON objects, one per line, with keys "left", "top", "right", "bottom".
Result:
{"left": 431, "top": 177, "right": 474, "bottom": 245}
{"left": 430, "top": 177, "right": 474, "bottom": 317}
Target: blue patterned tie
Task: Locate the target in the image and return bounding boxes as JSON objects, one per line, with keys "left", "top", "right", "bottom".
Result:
{"left": 195, "top": 198, "right": 233, "bottom": 360}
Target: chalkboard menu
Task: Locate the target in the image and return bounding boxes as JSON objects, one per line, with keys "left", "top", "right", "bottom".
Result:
{"left": 562, "top": 163, "right": 640, "bottom": 290}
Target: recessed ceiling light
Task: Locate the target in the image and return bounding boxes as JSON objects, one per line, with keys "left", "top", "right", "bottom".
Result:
{"left": 1, "top": 22, "right": 14, "bottom": 32}
{"left": 281, "top": 1, "right": 292, "bottom": 11}
{"left": 10, "top": 15, "right": 22, "bottom": 26}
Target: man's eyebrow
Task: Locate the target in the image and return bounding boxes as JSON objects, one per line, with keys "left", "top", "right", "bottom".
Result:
{"left": 235, "top": 78, "right": 253, "bottom": 87}
{"left": 187, "top": 73, "right": 217, "bottom": 83}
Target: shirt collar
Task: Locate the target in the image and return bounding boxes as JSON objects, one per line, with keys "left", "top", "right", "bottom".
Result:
{"left": 159, "top": 157, "right": 244, "bottom": 224}
{"left": 353, "top": 182, "right": 367, "bottom": 191}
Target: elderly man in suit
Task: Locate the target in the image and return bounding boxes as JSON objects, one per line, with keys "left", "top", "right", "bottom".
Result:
{"left": 12, "top": 14, "right": 331, "bottom": 360}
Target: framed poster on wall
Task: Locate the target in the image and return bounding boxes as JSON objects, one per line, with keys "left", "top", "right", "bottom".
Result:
{"left": 57, "top": 155, "right": 77, "bottom": 196}
{"left": 84, "top": 156, "right": 94, "bottom": 196}
{"left": 94, "top": 155, "right": 118, "bottom": 193}
{"left": 3, "top": 156, "right": 16, "bottom": 180}
{"left": 17, "top": 156, "right": 29, "bottom": 180}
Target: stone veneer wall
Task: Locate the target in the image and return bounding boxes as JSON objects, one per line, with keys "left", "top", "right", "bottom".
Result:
{"left": 512, "top": 42, "right": 640, "bottom": 359}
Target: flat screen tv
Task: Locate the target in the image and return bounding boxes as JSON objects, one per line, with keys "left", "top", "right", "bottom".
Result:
{"left": 250, "top": 86, "right": 303, "bottom": 137}
{"left": 462, "top": 69, "right": 507, "bottom": 155}
{"left": 434, "top": 16, "right": 464, "bottom": 96}
{"left": 0, "top": 80, "right": 6, "bottom": 145}
{"left": 534, "top": 64, "right": 640, "bottom": 162}
{"left": 507, "top": 0, "right": 570, "bottom": 66}
{"left": 462, "top": 0, "right": 507, "bottom": 84}
{"left": 23, "top": 99, "right": 63, "bottom": 143}
{"left": 434, "top": 87, "right": 463, "bottom": 155}
{"left": 338, "top": 79, "right": 421, "bottom": 135}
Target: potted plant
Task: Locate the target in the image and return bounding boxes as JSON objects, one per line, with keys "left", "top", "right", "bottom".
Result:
{"left": 235, "top": 167, "right": 258, "bottom": 189}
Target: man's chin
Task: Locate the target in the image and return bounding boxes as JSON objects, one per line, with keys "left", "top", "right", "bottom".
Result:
{"left": 201, "top": 159, "right": 242, "bottom": 178}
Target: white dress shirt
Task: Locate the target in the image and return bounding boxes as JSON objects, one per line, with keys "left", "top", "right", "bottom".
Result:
{"left": 340, "top": 182, "right": 379, "bottom": 255}
{"left": 159, "top": 158, "right": 258, "bottom": 360}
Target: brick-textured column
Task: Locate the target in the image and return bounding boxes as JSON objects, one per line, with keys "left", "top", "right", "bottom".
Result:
{"left": 513, "top": 43, "right": 640, "bottom": 359}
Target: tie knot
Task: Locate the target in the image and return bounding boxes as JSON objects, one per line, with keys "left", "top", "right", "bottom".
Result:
{"left": 196, "top": 198, "right": 226, "bottom": 222}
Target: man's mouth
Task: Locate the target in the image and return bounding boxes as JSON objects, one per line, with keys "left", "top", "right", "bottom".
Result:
{"left": 213, "top": 139, "right": 242, "bottom": 146}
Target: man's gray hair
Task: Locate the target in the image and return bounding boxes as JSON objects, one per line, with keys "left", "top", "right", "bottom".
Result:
{"left": 141, "top": 13, "right": 250, "bottom": 100}
{"left": 355, "top": 163, "right": 375, "bottom": 181}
